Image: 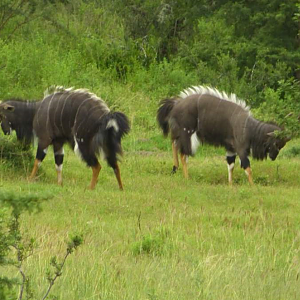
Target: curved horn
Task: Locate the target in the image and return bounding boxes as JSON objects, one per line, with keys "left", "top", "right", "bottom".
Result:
{"left": 0, "top": 103, "right": 14, "bottom": 112}
{"left": 266, "top": 132, "right": 275, "bottom": 137}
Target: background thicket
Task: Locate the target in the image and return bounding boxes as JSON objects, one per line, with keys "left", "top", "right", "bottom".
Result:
{"left": 0, "top": 0, "right": 299, "bottom": 135}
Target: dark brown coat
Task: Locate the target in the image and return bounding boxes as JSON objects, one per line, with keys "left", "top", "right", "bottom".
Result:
{"left": 29, "top": 86, "right": 130, "bottom": 190}
{"left": 157, "top": 86, "right": 289, "bottom": 184}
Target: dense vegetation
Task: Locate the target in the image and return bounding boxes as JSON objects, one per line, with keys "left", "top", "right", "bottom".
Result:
{"left": 0, "top": 0, "right": 299, "bottom": 134}
{"left": 1, "top": 1, "right": 300, "bottom": 299}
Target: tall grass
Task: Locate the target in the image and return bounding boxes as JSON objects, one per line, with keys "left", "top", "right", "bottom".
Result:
{"left": 1, "top": 137, "right": 300, "bottom": 299}
{"left": 1, "top": 74, "right": 300, "bottom": 298}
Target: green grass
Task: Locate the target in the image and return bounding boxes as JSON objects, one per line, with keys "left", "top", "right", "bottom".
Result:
{"left": 1, "top": 136, "right": 300, "bottom": 299}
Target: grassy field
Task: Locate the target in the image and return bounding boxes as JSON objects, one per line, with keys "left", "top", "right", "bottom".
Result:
{"left": 1, "top": 131, "right": 300, "bottom": 299}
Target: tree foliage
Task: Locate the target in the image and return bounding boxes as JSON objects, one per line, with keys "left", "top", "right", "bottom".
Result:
{"left": 0, "top": 0, "right": 299, "bottom": 135}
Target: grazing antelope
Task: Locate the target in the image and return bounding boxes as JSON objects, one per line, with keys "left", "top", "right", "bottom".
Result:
{"left": 31, "top": 86, "right": 130, "bottom": 189}
{"left": 157, "top": 86, "right": 289, "bottom": 184}
{"left": 1, "top": 87, "right": 130, "bottom": 190}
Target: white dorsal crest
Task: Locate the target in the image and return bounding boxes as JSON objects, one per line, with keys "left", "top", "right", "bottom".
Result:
{"left": 43, "top": 86, "right": 110, "bottom": 112}
{"left": 179, "top": 85, "right": 250, "bottom": 112}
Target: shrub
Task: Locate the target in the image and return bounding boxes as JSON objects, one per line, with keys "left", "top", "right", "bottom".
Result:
{"left": 132, "top": 227, "right": 172, "bottom": 256}
{"left": 281, "top": 145, "right": 300, "bottom": 158}
{"left": 0, "top": 134, "right": 33, "bottom": 170}
{"left": 0, "top": 191, "right": 83, "bottom": 300}
{"left": 254, "top": 79, "right": 300, "bottom": 138}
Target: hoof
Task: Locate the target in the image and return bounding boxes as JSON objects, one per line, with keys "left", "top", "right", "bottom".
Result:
{"left": 171, "top": 166, "right": 178, "bottom": 174}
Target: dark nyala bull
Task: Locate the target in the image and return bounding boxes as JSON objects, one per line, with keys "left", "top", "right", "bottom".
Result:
{"left": 0, "top": 99, "right": 40, "bottom": 145}
{"left": 157, "top": 86, "right": 290, "bottom": 184}
{"left": 0, "top": 87, "right": 129, "bottom": 189}
{"left": 28, "top": 86, "right": 130, "bottom": 190}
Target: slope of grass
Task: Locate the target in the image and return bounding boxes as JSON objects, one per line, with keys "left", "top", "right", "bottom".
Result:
{"left": 1, "top": 137, "right": 300, "bottom": 299}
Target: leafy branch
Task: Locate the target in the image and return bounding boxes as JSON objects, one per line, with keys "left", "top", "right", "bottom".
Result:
{"left": 42, "top": 235, "right": 83, "bottom": 300}
{"left": 0, "top": 191, "right": 83, "bottom": 300}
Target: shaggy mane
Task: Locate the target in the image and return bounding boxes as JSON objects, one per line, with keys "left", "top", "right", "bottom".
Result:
{"left": 43, "top": 85, "right": 110, "bottom": 111}
{"left": 179, "top": 85, "right": 250, "bottom": 112}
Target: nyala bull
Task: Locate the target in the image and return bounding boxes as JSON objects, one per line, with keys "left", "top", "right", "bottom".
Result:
{"left": 1, "top": 87, "right": 130, "bottom": 190}
{"left": 30, "top": 86, "right": 130, "bottom": 190}
{"left": 157, "top": 86, "right": 290, "bottom": 184}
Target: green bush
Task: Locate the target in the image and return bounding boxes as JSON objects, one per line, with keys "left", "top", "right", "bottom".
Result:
{"left": 254, "top": 79, "right": 300, "bottom": 138}
{"left": 132, "top": 227, "right": 172, "bottom": 256}
{"left": 0, "top": 191, "right": 83, "bottom": 300}
{"left": 281, "top": 145, "right": 300, "bottom": 158}
{"left": 0, "top": 134, "right": 33, "bottom": 170}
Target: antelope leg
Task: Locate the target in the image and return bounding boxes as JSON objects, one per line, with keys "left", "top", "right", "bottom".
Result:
{"left": 114, "top": 163, "right": 123, "bottom": 190}
{"left": 89, "top": 162, "right": 101, "bottom": 190}
{"left": 29, "top": 146, "right": 48, "bottom": 181}
{"left": 226, "top": 152, "right": 236, "bottom": 185}
{"left": 56, "top": 165, "right": 63, "bottom": 186}
{"left": 180, "top": 153, "right": 188, "bottom": 179}
{"left": 172, "top": 141, "right": 179, "bottom": 174}
{"left": 240, "top": 155, "right": 254, "bottom": 185}
{"left": 245, "top": 167, "right": 254, "bottom": 185}
{"left": 29, "top": 159, "right": 41, "bottom": 180}
{"left": 54, "top": 145, "right": 64, "bottom": 186}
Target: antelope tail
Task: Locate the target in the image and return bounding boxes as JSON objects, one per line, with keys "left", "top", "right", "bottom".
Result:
{"left": 92, "top": 112, "right": 130, "bottom": 168}
{"left": 157, "top": 98, "right": 178, "bottom": 136}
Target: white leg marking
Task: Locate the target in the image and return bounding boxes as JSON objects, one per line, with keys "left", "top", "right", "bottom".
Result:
{"left": 227, "top": 163, "right": 235, "bottom": 171}
{"left": 55, "top": 164, "right": 63, "bottom": 171}
{"left": 226, "top": 152, "right": 236, "bottom": 183}
{"left": 227, "top": 163, "right": 235, "bottom": 183}
{"left": 56, "top": 164, "right": 63, "bottom": 185}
